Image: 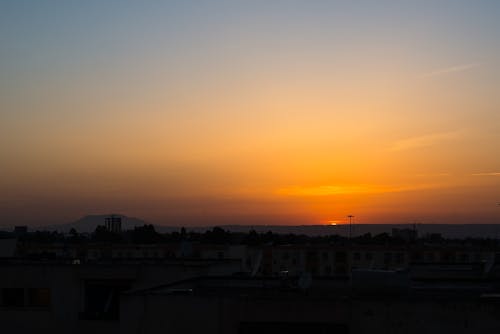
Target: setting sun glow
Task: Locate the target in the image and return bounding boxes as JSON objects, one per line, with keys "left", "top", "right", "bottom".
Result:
{"left": 1, "top": 1, "right": 499, "bottom": 226}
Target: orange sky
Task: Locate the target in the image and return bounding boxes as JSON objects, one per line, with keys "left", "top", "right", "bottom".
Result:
{"left": 1, "top": 1, "right": 499, "bottom": 226}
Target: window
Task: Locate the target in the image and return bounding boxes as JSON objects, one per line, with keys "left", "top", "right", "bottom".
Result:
{"left": 28, "top": 288, "right": 50, "bottom": 307}
{"left": 460, "top": 253, "right": 470, "bottom": 263}
{"left": 395, "top": 253, "right": 404, "bottom": 264}
{"left": 353, "top": 253, "right": 361, "bottom": 261}
{"left": 306, "top": 251, "right": 318, "bottom": 260}
{"left": 81, "top": 280, "right": 131, "bottom": 321}
{"left": 324, "top": 265, "right": 332, "bottom": 275}
{"left": 426, "top": 252, "right": 435, "bottom": 262}
{"left": 384, "top": 252, "right": 392, "bottom": 264}
{"left": 335, "top": 252, "right": 347, "bottom": 262}
{"left": 311, "top": 266, "right": 319, "bottom": 275}
{"left": 411, "top": 252, "right": 422, "bottom": 262}
{"left": 2, "top": 288, "right": 24, "bottom": 307}
{"left": 495, "top": 253, "right": 500, "bottom": 263}
{"left": 441, "top": 252, "right": 455, "bottom": 263}
{"left": 365, "top": 253, "right": 373, "bottom": 261}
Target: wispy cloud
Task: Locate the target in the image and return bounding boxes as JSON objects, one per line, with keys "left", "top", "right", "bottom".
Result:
{"left": 472, "top": 172, "right": 500, "bottom": 176}
{"left": 277, "top": 184, "right": 439, "bottom": 197}
{"left": 414, "top": 173, "right": 451, "bottom": 177}
{"left": 389, "top": 131, "right": 460, "bottom": 152}
{"left": 422, "top": 63, "right": 480, "bottom": 78}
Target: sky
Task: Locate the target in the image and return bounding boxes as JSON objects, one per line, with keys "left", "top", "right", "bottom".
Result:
{"left": 1, "top": 0, "right": 499, "bottom": 226}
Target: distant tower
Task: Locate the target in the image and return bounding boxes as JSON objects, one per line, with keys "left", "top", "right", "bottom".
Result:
{"left": 105, "top": 215, "right": 122, "bottom": 233}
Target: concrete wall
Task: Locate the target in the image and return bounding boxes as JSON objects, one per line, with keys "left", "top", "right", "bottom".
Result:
{"left": 0, "top": 239, "right": 17, "bottom": 257}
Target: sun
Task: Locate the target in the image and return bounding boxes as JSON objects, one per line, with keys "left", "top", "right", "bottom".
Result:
{"left": 326, "top": 220, "right": 340, "bottom": 226}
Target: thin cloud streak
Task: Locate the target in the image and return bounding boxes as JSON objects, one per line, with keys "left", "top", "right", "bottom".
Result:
{"left": 422, "top": 63, "right": 480, "bottom": 78}
{"left": 389, "top": 131, "right": 460, "bottom": 152}
{"left": 277, "top": 184, "right": 441, "bottom": 197}
{"left": 472, "top": 172, "right": 500, "bottom": 176}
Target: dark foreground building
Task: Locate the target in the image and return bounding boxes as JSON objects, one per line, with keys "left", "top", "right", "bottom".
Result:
{"left": 3, "top": 228, "right": 500, "bottom": 333}
{"left": 0, "top": 258, "right": 240, "bottom": 333}
{"left": 121, "top": 274, "right": 500, "bottom": 334}
{"left": 2, "top": 258, "right": 500, "bottom": 333}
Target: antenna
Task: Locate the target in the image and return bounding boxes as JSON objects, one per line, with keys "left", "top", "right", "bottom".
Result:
{"left": 347, "top": 215, "right": 355, "bottom": 239}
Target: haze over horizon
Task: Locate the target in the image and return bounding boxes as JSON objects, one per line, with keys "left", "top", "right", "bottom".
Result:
{"left": 1, "top": 1, "right": 499, "bottom": 226}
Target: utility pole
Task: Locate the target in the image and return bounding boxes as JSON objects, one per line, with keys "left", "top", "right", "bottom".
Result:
{"left": 347, "top": 215, "right": 354, "bottom": 239}
{"left": 497, "top": 203, "right": 500, "bottom": 243}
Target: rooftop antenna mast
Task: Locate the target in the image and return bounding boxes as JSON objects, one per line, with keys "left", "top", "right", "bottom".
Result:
{"left": 347, "top": 215, "right": 354, "bottom": 239}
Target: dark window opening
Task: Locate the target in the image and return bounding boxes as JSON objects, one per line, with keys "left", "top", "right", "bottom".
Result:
{"left": 335, "top": 252, "right": 347, "bottom": 262}
{"left": 324, "top": 265, "right": 332, "bottom": 275}
{"left": 28, "top": 288, "right": 51, "bottom": 307}
{"left": 395, "top": 253, "right": 404, "bottom": 264}
{"left": 460, "top": 253, "right": 470, "bottom": 262}
{"left": 2, "top": 288, "right": 24, "bottom": 307}
{"left": 384, "top": 252, "right": 392, "bottom": 264}
{"left": 80, "top": 280, "right": 131, "bottom": 321}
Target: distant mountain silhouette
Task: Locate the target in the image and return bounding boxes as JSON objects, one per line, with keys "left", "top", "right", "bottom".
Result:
{"left": 34, "top": 214, "right": 150, "bottom": 233}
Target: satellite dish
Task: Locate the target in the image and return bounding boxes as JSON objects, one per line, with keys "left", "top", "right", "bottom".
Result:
{"left": 298, "top": 272, "right": 312, "bottom": 290}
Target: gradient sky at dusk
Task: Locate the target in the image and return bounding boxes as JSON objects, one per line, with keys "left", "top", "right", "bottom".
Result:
{"left": 1, "top": 1, "right": 499, "bottom": 226}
